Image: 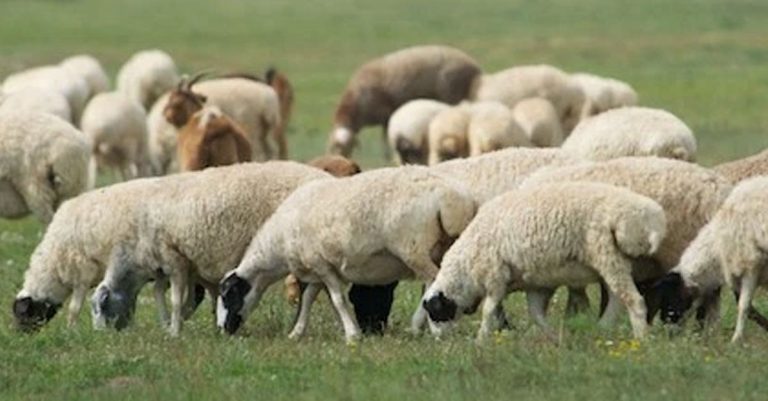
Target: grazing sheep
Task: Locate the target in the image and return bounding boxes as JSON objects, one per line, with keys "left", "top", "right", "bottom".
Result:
{"left": 59, "top": 54, "right": 110, "bottom": 98}
{"left": 116, "top": 49, "right": 180, "bottom": 110}
{"left": 511, "top": 97, "right": 564, "bottom": 147}
{"left": 714, "top": 148, "right": 768, "bottom": 184}
{"left": 328, "top": 45, "right": 482, "bottom": 156}
{"left": 0, "top": 111, "right": 92, "bottom": 224}
{"left": 146, "top": 93, "right": 178, "bottom": 175}
{"left": 467, "top": 101, "right": 532, "bottom": 156}
{"left": 12, "top": 177, "right": 165, "bottom": 331}
{"left": 427, "top": 104, "right": 471, "bottom": 165}
{"left": 164, "top": 75, "right": 283, "bottom": 161}
{"left": 473, "top": 65, "right": 588, "bottom": 134}
{"left": 423, "top": 182, "right": 666, "bottom": 340}
{"left": 387, "top": 99, "right": 450, "bottom": 165}
{"left": 91, "top": 162, "right": 330, "bottom": 336}
{"left": 0, "top": 88, "right": 72, "bottom": 122}
{"left": 562, "top": 107, "right": 697, "bottom": 162}
{"left": 80, "top": 91, "right": 151, "bottom": 179}
{"left": 176, "top": 106, "right": 252, "bottom": 171}
{"left": 217, "top": 166, "right": 477, "bottom": 342}
{"left": 522, "top": 157, "right": 732, "bottom": 319}
{"left": 2, "top": 65, "right": 89, "bottom": 125}
{"left": 571, "top": 72, "right": 638, "bottom": 116}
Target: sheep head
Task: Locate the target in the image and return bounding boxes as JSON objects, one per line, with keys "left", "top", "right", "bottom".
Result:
{"left": 217, "top": 271, "right": 253, "bottom": 335}
{"left": 12, "top": 296, "right": 61, "bottom": 332}
{"left": 164, "top": 72, "right": 209, "bottom": 128}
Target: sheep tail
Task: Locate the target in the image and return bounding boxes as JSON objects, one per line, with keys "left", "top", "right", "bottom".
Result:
{"left": 437, "top": 188, "right": 476, "bottom": 238}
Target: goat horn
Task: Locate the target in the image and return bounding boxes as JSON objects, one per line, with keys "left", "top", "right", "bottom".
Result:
{"left": 187, "top": 69, "right": 215, "bottom": 89}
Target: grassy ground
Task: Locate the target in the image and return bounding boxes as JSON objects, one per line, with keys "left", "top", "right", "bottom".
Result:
{"left": 2, "top": 0, "right": 768, "bottom": 399}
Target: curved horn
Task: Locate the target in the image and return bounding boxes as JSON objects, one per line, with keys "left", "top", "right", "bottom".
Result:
{"left": 187, "top": 69, "right": 215, "bottom": 89}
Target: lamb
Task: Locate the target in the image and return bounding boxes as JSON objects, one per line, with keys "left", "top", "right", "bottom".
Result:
{"left": 176, "top": 106, "right": 252, "bottom": 171}
{"left": 216, "top": 166, "right": 477, "bottom": 342}
{"left": 423, "top": 182, "right": 666, "bottom": 340}
{"left": 90, "top": 162, "right": 331, "bottom": 336}
{"left": 2, "top": 65, "right": 89, "bottom": 125}
{"left": 427, "top": 104, "right": 471, "bottom": 165}
{"left": 80, "top": 91, "right": 151, "bottom": 179}
{"left": 116, "top": 49, "right": 180, "bottom": 110}
{"left": 328, "top": 45, "right": 482, "bottom": 157}
{"left": 467, "top": 101, "right": 532, "bottom": 156}
{"left": 521, "top": 157, "right": 732, "bottom": 319}
{"left": 12, "top": 177, "right": 166, "bottom": 331}
{"left": 473, "top": 65, "right": 588, "bottom": 134}
{"left": 713, "top": 148, "right": 768, "bottom": 184}
{"left": 0, "top": 110, "right": 92, "bottom": 224}
{"left": 387, "top": 99, "right": 450, "bottom": 165}
{"left": 571, "top": 72, "right": 638, "bottom": 116}
{"left": 59, "top": 55, "right": 110, "bottom": 99}
{"left": 163, "top": 74, "right": 284, "bottom": 161}
{"left": 561, "top": 107, "right": 697, "bottom": 162}
{"left": 0, "top": 88, "right": 72, "bottom": 122}
{"left": 511, "top": 98, "right": 564, "bottom": 147}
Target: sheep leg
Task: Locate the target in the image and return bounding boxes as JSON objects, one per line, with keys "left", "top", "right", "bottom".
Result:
{"left": 288, "top": 282, "right": 322, "bottom": 340}
{"left": 526, "top": 288, "right": 555, "bottom": 338}
{"left": 67, "top": 286, "right": 87, "bottom": 327}
{"left": 320, "top": 272, "right": 361, "bottom": 343}
{"left": 478, "top": 289, "right": 508, "bottom": 341}
{"left": 153, "top": 277, "right": 170, "bottom": 326}
{"left": 168, "top": 269, "right": 189, "bottom": 337}
{"left": 732, "top": 270, "right": 758, "bottom": 343}
{"left": 565, "top": 286, "right": 591, "bottom": 316}
{"left": 598, "top": 288, "right": 623, "bottom": 328}
{"left": 733, "top": 288, "right": 768, "bottom": 331}
{"left": 601, "top": 274, "right": 648, "bottom": 339}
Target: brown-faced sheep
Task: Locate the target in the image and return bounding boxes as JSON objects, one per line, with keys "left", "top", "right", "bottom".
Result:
{"left": 328, "top": 45, "right": 481, "bottom": 157}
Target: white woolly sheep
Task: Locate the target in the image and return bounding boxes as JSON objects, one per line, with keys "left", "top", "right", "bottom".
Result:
{"left": 423, "top": 182, "right": 666, "bottom": 340}
{"left": 427, "top": 104, "right": 471, "bottom": 165}
{"left": 116, "top": 49, "right": 180, "bottom": 110}
{"left": 91, "top": 161, "right": 331, "bottom": 336}
{"left": 511, "top": 97, "right": 564, "bottom": 147}
{"left": 714, "top": 148, "right": 768, "bottom": 184}
{"left": 571, "top": 72, "right": 638, "bottom": 116}
{"left": 387, "top": 99, "right": 450, "bottom": 165}
{"left": 0, "top": 110, "right": 92, "bottom": 224}
{"left": 80, "top": 91, "right": 151, "bottom": 180}
{"left": 59, "top": 54, "right": 110, "bottom": 99}
{"left": 328, "top": 45, "right": 482, "bottom": 157}
{"left": 217, "top": 166, "right": 477, "bottom": 342}
{"left": 467, "top": 101, "right": 531, "bottom": 156}
{"left": 0, "top": 88, "right": 72, "bottom": 122}
{"left": 562, "top": 107, "right": 697, "bottom": 162}
{"left": 2, "top": 65, "right": 89, "bottom": 125}
{"left": 473, "top": 65, "right": 588, "bottom": 134}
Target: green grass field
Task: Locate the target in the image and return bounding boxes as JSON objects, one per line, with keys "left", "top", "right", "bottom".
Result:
{"left": 3, "top": 0, "right": 768, "bottom": 399}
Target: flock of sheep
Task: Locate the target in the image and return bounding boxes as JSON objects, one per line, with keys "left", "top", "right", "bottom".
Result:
{"left": 4, "top": 44, "right": 768, "bottom": 345}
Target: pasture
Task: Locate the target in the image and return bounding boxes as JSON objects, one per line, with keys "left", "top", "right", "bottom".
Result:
{"left": 2, "top": 0, "right": 768, "bottom": 399}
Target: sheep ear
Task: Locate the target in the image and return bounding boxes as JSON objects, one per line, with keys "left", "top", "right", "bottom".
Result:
{"left": 220, "top": 274, "right": 251, "bottom": 311}
{"left": 13, "top": 297, "right": 32, "bottom": 316}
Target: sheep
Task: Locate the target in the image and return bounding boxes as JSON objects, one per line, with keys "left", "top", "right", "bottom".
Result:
{"left": 511, "top": 97, "right": 564, "bottom": 147}
{"left": 561, "top": 107, "right": 697, "bottom": 162}
{"left": 146, "top": 93, "right": 178, "bottom": 175}
{"left": 713, "top": 148, "right": 768, "bottom": 184}
{"left": 176, "top": 106, "right": 252, "bottom": 171}
{"left": 163, "top": 74, "right": 284, "bottom": 161}
{"left": 571, "top": 72, "right": 638, "bottom": 116}
{"left": 521, "top": 157, "right": 732, "bottom": 319}
{"left": 116, "top": 49, "right": 179, "bottom": 110}
{"left": 216, "top": 166, "right": 477, "bottom": 342}
{"left": 427, "top": 104, "right": 471, "bottom": 165}
{"left": 12, "top": 177, "right": 166, "bottom": 331}
{"left": 473, "top": 65, "right": 588, "bottom": 134}
{"left": 2, "top": 65, "right": 89, "bottom": 125}
{"left": 91, "top": 161, "right": 331, "bottom": 336}
{"left": 328, "top": 45, "right": 482, "bottom": 157}
{"left": 423, "top": 182, "right": 666, "bottom": 340}
{"left": 387, "top": 99, "right": 450, "bottom": 165}
{"left": 0, "top": 88, "right": 72, "bottom": 122}
{"left": 0, "top": 110, "right": 92, "bottom": 224}
{"left": 467, "top": 101, "right": 532, "bottom": 156}
{"left": 80, "top": 91, "right": 151, "bottom": 180}
{"left": 59, "top": 54, "right": 110, "bottom": 99}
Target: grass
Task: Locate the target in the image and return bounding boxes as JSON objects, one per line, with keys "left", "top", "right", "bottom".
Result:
{"left": 2, "top": 0, "right": 768, "bottom": 399}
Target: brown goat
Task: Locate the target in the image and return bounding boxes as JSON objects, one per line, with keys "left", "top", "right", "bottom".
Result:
{"left": 177, "top": 106, "right": 252, "bottom": 171}
{"left": 163, "top": 72, "right": 209, "bottom": 128}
